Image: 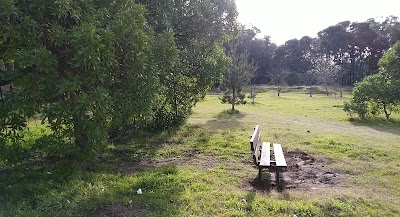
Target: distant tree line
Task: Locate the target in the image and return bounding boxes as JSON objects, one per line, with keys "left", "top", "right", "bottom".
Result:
{"left": 238, "top": 16, "right": 400, "bottom": 86}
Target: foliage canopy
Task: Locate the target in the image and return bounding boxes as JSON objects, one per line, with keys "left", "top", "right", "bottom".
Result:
{"left": 0, "top": 0, "right": 238, "bottom": 160}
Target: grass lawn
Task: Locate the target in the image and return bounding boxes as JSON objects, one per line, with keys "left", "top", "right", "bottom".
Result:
{"left": 1, "top": 86, "right": 400, "bottom": 216}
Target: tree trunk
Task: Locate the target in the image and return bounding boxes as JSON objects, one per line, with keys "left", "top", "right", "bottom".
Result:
{"left": 277, "top": 86, "right": 280, "bottom": 97}
{"left": 70, "top": 93, "right": 87, "bottom": 150}
{"left": 325, "top": 86, "right": 329, "bottom": 96}
{"left": 250, "top": 84, "right": 253, "bottom": 99}
{"left": 383, "top": 104, "right": 390, "bottom": 120}
{"left": 73, "top": 114, "right": 87, "bottom": 148}
{"left": 360, "top": 61, "right": 364, "bottom": 81}
{"left": 174, "top": 90, "right": 178, "bottom": 122}
{"left": 250, "top": 84, "right": 255, "bottom": 104}
{"left": 340, "top": 85, "right": 343, "bottom": 98}
{"left": 232, "top": 87, "right": 235, "bottom": 112}
{"left": 309, "top": 84, "right": 312, "bottom": 97}
{"left": 350, "top": 57, "right": 355, "bottom": 84}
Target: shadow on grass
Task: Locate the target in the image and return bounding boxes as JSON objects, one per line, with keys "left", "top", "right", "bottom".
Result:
{"left": 202, "top": 109, "right": 246, "bottom": 130}
{"left": 349, "top": 116, "right": 400, "bottom": 136}
{"left": 0, "top": 131, "right": 185, "bottom": 216}
{"left": 248, "top": 170, "right": 272, "bottom": 193}
{"left": 0, "top": 163, "right": 184, "bottom": 216}
{"left": 0, "top": 122, "right": 265, "bottom": 216}
{"left": 248, "top": 169, "right": 289, "bottom": 194}
{"left": 247, "top": 101, "right": 262, "bottom": 106}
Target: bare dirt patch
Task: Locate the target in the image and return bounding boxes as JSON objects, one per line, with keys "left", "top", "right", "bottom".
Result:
{"left": 283, "top": 151, "right": 343, "bottom": 188}
{"left": 246, "top": 151, "right": 344, "bottom": 191}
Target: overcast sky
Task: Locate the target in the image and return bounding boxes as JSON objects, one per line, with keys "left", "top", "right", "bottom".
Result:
{"left": 236, "top": 0, "right": 400, "bottom": 45}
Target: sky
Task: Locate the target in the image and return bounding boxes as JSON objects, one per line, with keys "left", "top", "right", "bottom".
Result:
{"left": 236, "top": 0, "right": 400, "bottom": 45}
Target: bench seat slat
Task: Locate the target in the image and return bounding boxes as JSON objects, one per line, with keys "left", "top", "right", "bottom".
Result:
{"left": 273, "top": 143, "right": 287, "bottom": 167}
{"left": 259, "top": 142, "right": 270, "bottom": 167}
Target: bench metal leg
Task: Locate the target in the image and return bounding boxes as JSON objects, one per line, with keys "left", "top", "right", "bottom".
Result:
{"left": 258, "top": 167, "right": 262, "bottom": 180}
{"left": 275, "top": 167, "right": 280, "bottom": 185}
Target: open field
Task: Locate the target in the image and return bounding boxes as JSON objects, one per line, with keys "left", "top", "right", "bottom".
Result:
{"left": 1, "top": 86, "right": 400, "bottom": 216}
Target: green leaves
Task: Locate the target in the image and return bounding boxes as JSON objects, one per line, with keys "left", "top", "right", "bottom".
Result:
{"left": 0, "top": 0, "right": 159, "bottom": 160}
{"left": 379, "top": 40, "right": 400, "bottom": 80}
{"left": 140, "top": 0, "right": 237, "bottom": 128}
{"left": 0, "top": 0, "right": 238, "bottom": 161}
{"left": 48, "top": 23, "right": 68, "bottom": 47}
{"left": 344, "top": 73, "right": 400, "bottom": 119}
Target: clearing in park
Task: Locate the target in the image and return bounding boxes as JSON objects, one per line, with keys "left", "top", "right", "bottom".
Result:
{"left": 2, "top": 87, "right": 399, "bottom": 216}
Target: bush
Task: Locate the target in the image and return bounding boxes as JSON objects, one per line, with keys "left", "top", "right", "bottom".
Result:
{"left": 343, "top": 101, "right": 368, "bottom": 119}
{"left": 344, "top": 73, "right": 400, "bottom": 119}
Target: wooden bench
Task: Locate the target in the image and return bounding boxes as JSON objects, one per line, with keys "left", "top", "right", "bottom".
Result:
{"left": 250, "top": 125, "right": 287, "bottom": 184}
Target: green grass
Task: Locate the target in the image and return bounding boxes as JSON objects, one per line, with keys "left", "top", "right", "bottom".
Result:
{"left": 1, "top": 86, "right": 400, "bottom": 216}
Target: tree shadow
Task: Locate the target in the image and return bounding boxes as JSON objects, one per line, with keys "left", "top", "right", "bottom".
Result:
{"left": 202, "top": 110, "right": 246, "bottom": 130}
{"left": 0, "top": 131, "right": 185, "bottom": 216}
{"left": 348, "top": 117, "right": 400, "bottom": 136}
{"left": 0, "top": 159, "right": 88, "bottom": 215}
{"left": 247, "top": 101, "right": 263, "bottom": 106}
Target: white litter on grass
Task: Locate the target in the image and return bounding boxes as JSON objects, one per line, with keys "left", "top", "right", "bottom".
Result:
{"left": 137, "top": 188, "right": 143, "bottom": 194}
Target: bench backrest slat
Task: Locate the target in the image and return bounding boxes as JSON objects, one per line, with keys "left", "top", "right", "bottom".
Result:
{"left": 250, "top": 125, "right": 260, "bottom": 165}
{"left": 273, "top": 143, "right": 287, "bottom": 167}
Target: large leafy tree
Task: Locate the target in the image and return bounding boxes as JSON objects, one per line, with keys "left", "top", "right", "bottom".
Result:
{"left": 317, "top": 18, "right": 400, "bottom": 85}
{"left": 378, "top": 16, "right": 400, "bottom": 47}
{"left": 0, "top": 0, "right": 159, "bottom": 157}
{"left": 224, "top": 26, "right": 276, "bottom": 84}
{"left": 248, "top": 36, "right": 276, "bottom": 84}
{"left": 271, "top": 36, "right": 315, "bottom": 85}
{"left": 379, "top": 38, "right": 400, "bottom": 79}
{"left": 318, "top": 21, "right": 355, "bottom": 84}
{"left": 137, "top": 0, "right": 238, "bottom": 128}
